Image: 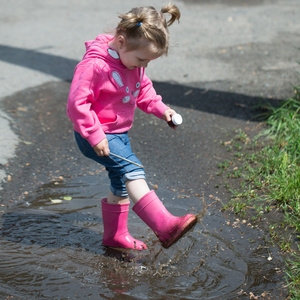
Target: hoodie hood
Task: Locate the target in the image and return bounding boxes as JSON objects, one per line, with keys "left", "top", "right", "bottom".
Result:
{"left": 82, "top": 34, "right": 124, "bottom": 68}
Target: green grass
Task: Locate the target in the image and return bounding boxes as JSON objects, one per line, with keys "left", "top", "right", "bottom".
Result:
{"left": 218, "top": 84, "right": 300, "bottom": 298}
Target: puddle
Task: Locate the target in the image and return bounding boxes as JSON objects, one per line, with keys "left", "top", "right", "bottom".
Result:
{"left": 0, "top": 175, "right": 286, "bottom": 299}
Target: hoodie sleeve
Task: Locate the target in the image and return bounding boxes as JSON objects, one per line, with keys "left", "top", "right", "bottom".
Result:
{"left": 136, "top": 70, "right": 169, "bottom": 118}
{"left": 67, "top": 62, "right": 106, "bottom": 147}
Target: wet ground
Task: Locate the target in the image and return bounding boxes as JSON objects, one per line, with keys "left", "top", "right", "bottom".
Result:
{"left": 0, "top": 81, "right": 288, "bottom": 299}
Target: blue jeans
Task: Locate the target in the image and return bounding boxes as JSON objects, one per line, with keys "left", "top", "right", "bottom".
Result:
{"left": 74, "top": 131, "right": 146, "bottom": 197}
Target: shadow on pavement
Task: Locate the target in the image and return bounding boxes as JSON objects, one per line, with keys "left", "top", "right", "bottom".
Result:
{"left": 154, "top": 80, "right": 278, "bottom": 121}
{"left": 0, "top": 44, "right": 280, "bottom": 122}
{"left": 0, "top": 44, "right": 77, "bottom": 82}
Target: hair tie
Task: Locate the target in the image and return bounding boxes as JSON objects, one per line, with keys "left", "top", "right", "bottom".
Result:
{"left": 136, "top": 22, "right": 142, "bottom": 27}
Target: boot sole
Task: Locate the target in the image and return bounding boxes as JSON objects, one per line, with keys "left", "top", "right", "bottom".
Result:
{"left": 162, "top": 215, "right": 198, "bottom": 248}
{"left": 102, "top": 242, "right": 147, "bottom": 251}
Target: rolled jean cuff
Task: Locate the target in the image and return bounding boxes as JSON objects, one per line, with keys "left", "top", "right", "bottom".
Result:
{"left": 110, "top": 186, "right": 129, "bottom": 198}
{"left": 123, "top": 171, "right": 146, "bottom": 183}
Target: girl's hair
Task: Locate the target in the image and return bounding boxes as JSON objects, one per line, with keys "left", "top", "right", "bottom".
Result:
{"left": 116, "top": 3, "right": 181, "bottom": 56}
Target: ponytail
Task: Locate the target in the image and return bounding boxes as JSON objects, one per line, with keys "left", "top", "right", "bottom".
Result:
{"left": 116, "top": 3, "right": 181, "bottom": 55}
{"left": 161, "top": 3, "right": 181, "bottom": 27}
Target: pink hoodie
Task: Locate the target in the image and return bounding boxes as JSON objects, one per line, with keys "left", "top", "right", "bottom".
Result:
{"left": 67, "top": 34, "right": 169, "bottom": 147}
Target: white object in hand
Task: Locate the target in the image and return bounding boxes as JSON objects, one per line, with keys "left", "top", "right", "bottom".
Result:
{"left": 171, "top": 114, "right": 183, "bottom": 126}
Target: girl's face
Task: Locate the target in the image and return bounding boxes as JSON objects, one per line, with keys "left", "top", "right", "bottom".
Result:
{"left": 118, "top": 39, "right": 161, "bottom": 70}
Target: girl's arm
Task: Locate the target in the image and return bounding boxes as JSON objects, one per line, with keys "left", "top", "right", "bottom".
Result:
{"left": 136, "top": 71, "right": 169, "bottom": 119}
{"left": 137, "top": 71, "right": 177, "bottom": 125}
{"left": 67, "top": 62, "right": 106, "bottom": 147}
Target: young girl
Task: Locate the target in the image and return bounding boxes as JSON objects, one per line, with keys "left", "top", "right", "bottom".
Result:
{"left": 67, "top": 4, "right": 197, "bottom": 250}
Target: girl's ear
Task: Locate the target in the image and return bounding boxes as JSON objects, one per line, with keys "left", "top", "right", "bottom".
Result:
{"left": 117, "top": 35, "right": 126, "bottom": 49}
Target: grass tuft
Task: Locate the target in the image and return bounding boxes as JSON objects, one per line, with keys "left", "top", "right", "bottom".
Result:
{"left": 218, "top": 83, "right": 300, "bottom": 297}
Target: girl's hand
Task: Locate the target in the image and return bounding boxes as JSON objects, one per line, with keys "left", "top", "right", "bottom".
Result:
{"left": 162, "top": 108, "right": 176, "bottom": 122}
{"left": 162, "top": 108, "right": 177, "bottom": 129}
{"left": 93, "top": 138, "right": 110, "bottom": 156}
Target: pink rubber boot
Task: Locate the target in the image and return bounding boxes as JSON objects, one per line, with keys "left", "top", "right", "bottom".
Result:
{"left": 101, "top": 198, "right": 147, "bottom": 250}
{"left": 132, "top": 191, "right": 197, "bottom": 248}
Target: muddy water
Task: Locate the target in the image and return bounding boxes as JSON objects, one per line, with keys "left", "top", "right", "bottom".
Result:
{"left": 0, "top": 174, "right": 285, "bottom": 299}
